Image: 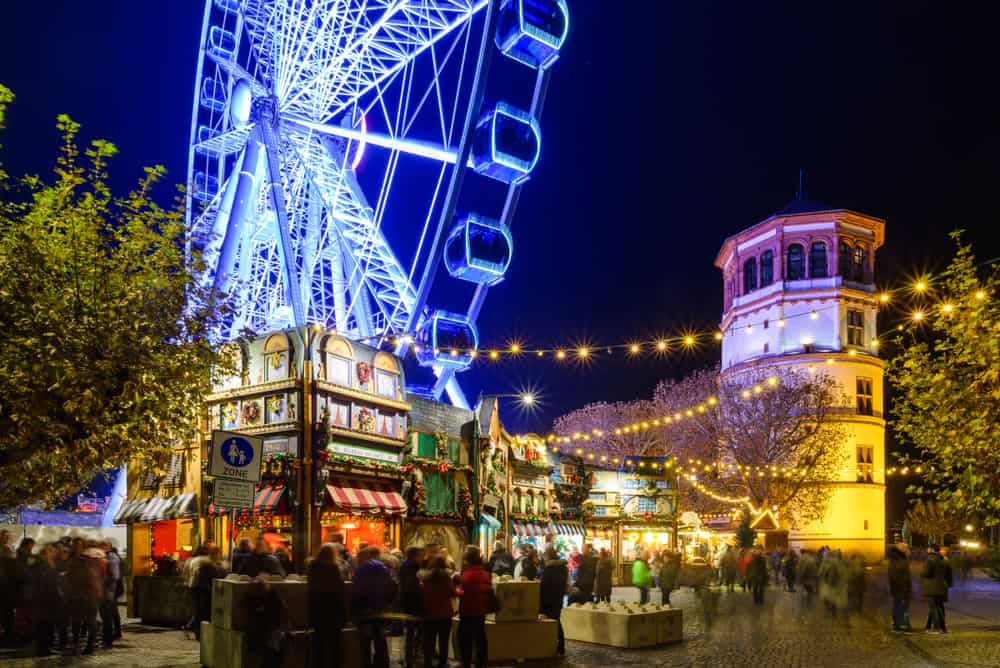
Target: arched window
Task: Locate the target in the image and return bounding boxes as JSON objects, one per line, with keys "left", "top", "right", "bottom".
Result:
{"left": 787, "top": 244, "right": 805, "bottom": 280}
{"left": 809, "top": 242, "right": 828, "bottom": 278}
{"left": 852, "top": 246, "right": 867, "bottom": 282}
{"left": 760, "top": 250, "right": 774, "bottom": 287}
{"left": 838, "top": 241, "right": 852, "bottom": 278}
{"left": 743, "top": 257, "right": 758, "bottom": 294}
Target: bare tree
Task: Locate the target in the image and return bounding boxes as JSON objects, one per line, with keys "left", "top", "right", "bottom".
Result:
{"left": 652, "top": 366, "right": 848, "bottom": 527}
{"left": 551, "top": 399, "right": 665, "bottom": 460}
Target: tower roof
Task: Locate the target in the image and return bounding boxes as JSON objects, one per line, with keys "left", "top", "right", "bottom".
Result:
{"left": 768, "top": 197, "right": 837, "bottom": 217}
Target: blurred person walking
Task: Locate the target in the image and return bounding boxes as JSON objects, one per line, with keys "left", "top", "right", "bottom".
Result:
{"left": 746, "top": 547, "right": 769, "bottom": 607}
{"left": 194, "top": 544, "right": 226, "bottom": 641}
{"left": 922, "top": 544, "right": 952, "bottom": 633}
{"left": 658, "top": 552, "right": 680, "bottom": 606}
{"left": 632, "top": 551, "right": 652, "bottom": 605}
{"left": 308, "top": 543, "right": 348, "bottom": 668}
{"left": 887, "top": 546, "right": 913, "bottom": 632}
{"left": 420, "top": 556, "right": 457, "bottom": 668}
{"left": 239, "top": 538, "right": 285, "bottom": 578}
{"left": 351, "top": 547, "right": 396, "bottom": 668}
{"left": 782, "top": 549, "right": 799, "bottom": 593}
{"left": 540, "top": 547, "right": 569, "bottom": 656}
{"left": 594, "top": 549, "right": 613, "bottom": 603}
{"left": 398, "top": 545, "right": 425, "bottom": 668}
{"left": 29, "top": 544, "right": 63, "bottom": 656}
{"left": 457, "top": 546, "right": 491, "bottom": 668}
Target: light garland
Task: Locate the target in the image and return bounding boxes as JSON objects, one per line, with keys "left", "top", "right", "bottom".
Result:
{"left": 369, "top": 278, "right": 991, "bottom": 363}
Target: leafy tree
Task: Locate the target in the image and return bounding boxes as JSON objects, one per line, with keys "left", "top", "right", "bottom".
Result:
{"left": 0, "top": 86, "right": 233, "bottom": 507}
{"left": 888, "top": 233, "right": 1000, "bottom": 527}
{"left": 903, "top": 500, "right": 963, "bottom": 546}
{"left": 735, "top": 511, "right": 757, "bottom": 548}
{"left": 653, "top": 366, "right": 848, "bottom": 528}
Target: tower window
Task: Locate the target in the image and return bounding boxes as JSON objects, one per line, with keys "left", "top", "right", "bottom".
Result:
{"left": 856, "top": 445, "right": 874, "bottom": 483}
{"left": 787, "top": 244, "right": 805, "bottom": 280}
{"left": 852, "top": 246, "right": 867, "bottom": 282}
{"left": 839, "top": 241, "right": 853, "bottom": 278}
{"left": 847, "top": 309, "right": 864, "bottom": 346}
{"left": 743, "top": 257, "right": 758, "bottom": 294}
{"left": 763, "top": 342, "right": 769, "bottom": 354}
{"left": 856, "top": 377, "right": 873, "bottom": 416}
{"left": 760, "top": 250, "right": 774, "bottom": 287}
{"left": 809, "top": 242, "right": 828, "bottom": 278}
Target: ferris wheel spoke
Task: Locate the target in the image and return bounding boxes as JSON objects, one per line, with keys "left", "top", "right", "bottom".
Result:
{"left": 280, "top": 0, "right": 488, "bottom": 123}
{"left": 286, "top": 117, "right": 469, "bottom": 165}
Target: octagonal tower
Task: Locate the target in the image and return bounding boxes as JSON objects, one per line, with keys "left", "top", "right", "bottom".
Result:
{"left": 714, "top": 197, "right": 886, "bottom": 562}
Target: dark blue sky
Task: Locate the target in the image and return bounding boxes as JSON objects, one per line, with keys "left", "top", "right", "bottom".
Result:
{"left": 2, "top": 1, "right": 998, "bottom": 436}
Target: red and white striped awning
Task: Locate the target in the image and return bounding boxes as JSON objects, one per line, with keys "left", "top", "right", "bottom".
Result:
{"left": 208, "top": 482, "right": 288, "bottom": 517}
{"left": 510, "top": 519, "right": 553, "bottom": 537}
{"left": 325, "top": 477, "right": 406, "bottom": 515}
{"left": 550, "top": 521, "right": 586, "bottom": 536}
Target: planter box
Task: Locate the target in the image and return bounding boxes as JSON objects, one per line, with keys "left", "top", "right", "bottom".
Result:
{"left": 561, "top": 602, "right": 680, "bottom": 648}
{"left": 450, "top": 617, "right": 557, "bottom": 662}
{"left": 492, "top": 578, "right": 540, "bottom": 622}
{"left": 133, "top": 576, "right": 191, "bottom": 627}
{"left": 211, "top": 576, "right": 310, "bottom": 630}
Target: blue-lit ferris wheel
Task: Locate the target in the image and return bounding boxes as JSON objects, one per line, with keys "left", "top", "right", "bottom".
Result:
{"left": 186, "top": 0, "right": 567, "bottom": 407}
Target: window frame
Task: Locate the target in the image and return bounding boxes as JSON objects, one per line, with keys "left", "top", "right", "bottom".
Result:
{"left": 743, "top": 256, "right": 758, "bottom": 294}
{"left": 856, "top": 445, "right": 874, "bottom": 483}
{"left": 809, "top": 241, "right": 828, "bottom": 278}
{"left": 787, "top": 243, "right": 806, "bottom": 280}
{"left": 375, "top": 369, "right": 399, "bottom": 399}
{"left": 847, "top": 309, "right": 864, "bottom": 347}
{"left": 326, "top": 353, "right": 352, "bottom": 387}
{"left": 760, "top": 250, "right": 774, "bottom": 287}
{"left": 856, "top": 377, "right": 874, "bottom": 416}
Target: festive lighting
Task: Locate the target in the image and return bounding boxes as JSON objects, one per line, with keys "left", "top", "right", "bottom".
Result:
{"left": 879, "top": 293, "right": 890, "bottom": 303}
{"left": 683, "top": 335, "right": 695, "bottom": 346}
{"left": 556, "top": 350, "right": 566, "bottom": 360}
{"left": 975, "top": 290, "right": 985, "bottom": 300}
{"left": 714, "top": 331, "right": 723, "bottom": 341}
{"left": 810, "top": 310, "right": 818, "bottom": 320}
{"left": 941, "top": 303, "right": 954, "bottom": 314}
{"left": 777, "top": 319, "right": 785, "bottom": 328}
{"left": 578, "top": 347, "right": 590, "bottom": 358}
{"left": 912, "top": 311, "right": 924, "bottom": 321}
{"left": 509, "top": 343, "right": 521, "bottom": 353}
{"left": 656, "top": 340, "right": 667, "bottom": 351}
{"left": 915, "top": 281, "right": 927, "bottom": 292}
{"left": 489, "top": 350, "right": 499, "bottom": 360}
{"left": 630, "top": 344, "right": 641, "bottom": 354}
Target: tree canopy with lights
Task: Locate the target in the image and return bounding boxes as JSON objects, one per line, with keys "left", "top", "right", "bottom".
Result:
{"left": 889, "top": 233, "right": 1000, "bottom": 527}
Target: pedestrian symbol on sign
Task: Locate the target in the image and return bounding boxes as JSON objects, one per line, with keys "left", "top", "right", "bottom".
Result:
{"left": 222, "top": 438, "right": 254, "bottom": 468}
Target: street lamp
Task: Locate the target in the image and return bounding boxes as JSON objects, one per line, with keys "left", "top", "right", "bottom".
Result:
{"left": 479, "top": 391, "right": 537, "bottom": 407}
{"left": 965, "top": 524, "right": 974, "bottom": 533}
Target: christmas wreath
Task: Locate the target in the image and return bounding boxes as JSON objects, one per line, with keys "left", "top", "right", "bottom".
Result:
{"left": 222, "top": 402, "right": 238, "bottom": 424}
{"left": 357, "top": 407, "right": 375, "bottom": 432}
{"left": 241, "top": 401, "right": 261, "bottom": 425}
{"left": 356, "top": 361, "right": 372, "bottom": 385}
{"left": 268, "top": 352, "right": 284, "bottom": 370}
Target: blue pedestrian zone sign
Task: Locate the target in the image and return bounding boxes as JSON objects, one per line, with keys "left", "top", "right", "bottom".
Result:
{"left": 210, "top": 430, "right": 263, "bottom": 482}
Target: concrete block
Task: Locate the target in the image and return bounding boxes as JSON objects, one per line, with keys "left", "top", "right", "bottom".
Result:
{"left": 561, "top": 603, "right": 676, "bottom": 648}
{"left": 656, "top": 608, "right": 683, "bottom": 644}
{"left": 200, "top": 621, "right": 214, "bottom": 668}
{"left": 450, "top": 616, "right": 557, "bottom": 662}
{"left": 493, "top": 578, "right": 540, "bottom": 622}
{"left": 209, "top": 626, "right": 325, "bottom": 668}
{"left": 211, "top": 578, "right": 310, "bottom": 630}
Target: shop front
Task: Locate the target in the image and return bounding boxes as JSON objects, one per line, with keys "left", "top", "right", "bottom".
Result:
{"left": 321, "top": 474, "right": 406, "bottom": 552}
{"left": 207, "top": 479, "right": 293, "bottom": 560}
{"left": 510, "top": 518, "right": 553, "bottom": 554}
{"left": 549, "top": 520, "right": 586, "bottom": 556}
{"left": 584, "top": 523, "right": 617, "bottom": 557}
{"left": 478, "top": 511, "right": 502, "bottom": 556}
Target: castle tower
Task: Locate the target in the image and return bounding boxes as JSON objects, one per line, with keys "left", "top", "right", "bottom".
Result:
{"left": 714, "top": 197, "right": 886, "bottom": 561}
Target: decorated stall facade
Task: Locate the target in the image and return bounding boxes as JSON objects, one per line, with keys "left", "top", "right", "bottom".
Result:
{"left": 547, "top": 452, "right": 589, "bottom": 555}
{"left": 475, "top": 399, "right": 509, "bottom": 557}
{"left": 204, "top": 332, "right": 301, "bottom": 555}
{"left": 313, "top": 335, "right": 410, "bottom": 554}
{"left": 401, "top": 397, "right": 475, "bottom": 560}
{"left": 507, "top": 435, "right": 555, "bottom": 553}
{"left": 583, "top": 460, "right": 679, "bottom": 584}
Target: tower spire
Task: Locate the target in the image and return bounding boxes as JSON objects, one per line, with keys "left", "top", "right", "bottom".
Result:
{"left": 797, "top": 168, "right": 805, "bottom": 200}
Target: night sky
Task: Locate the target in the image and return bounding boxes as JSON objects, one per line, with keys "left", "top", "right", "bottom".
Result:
{"left": 2, "top": 1, "right": 998, "bottom": 451}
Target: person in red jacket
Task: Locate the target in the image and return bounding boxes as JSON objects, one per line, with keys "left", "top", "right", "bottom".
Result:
{"left": 420, "top": 556, "right": 457, "bottom": 668}
{"left": 457, "top": 546, "right": 491, "bottom": 668}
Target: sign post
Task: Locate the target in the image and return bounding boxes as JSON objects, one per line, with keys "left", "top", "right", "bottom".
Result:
{"left": 210, "top": 431, "right": 264, "bottom": 561}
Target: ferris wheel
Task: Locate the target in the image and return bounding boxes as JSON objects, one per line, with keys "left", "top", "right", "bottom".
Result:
{"left": 185, "top": 0, "right": 568, "bottom": 406}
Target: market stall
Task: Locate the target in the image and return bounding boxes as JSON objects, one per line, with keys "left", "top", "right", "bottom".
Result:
{"left": 510, "top": 518, "right": 553, "bottom": 554}
{"left": 321, "top": 474, "right": 405, "bottom": 551}
{"left": 549, "top": 520, "right": 586, "bottom": 556}
{"left": 207, "top": 479, "right": 293, "bottom": 561}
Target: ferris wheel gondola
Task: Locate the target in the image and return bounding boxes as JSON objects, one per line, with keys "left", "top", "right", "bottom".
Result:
{"left": 186, "top": 0, "right": 568, "bottom": 407}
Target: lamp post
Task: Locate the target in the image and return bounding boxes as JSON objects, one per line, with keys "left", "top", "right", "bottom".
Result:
{"left": 297, "top": 322, "right": 323, "bottom": 569}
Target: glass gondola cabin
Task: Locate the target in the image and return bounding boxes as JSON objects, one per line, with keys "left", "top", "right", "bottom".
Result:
{"left": 417, "top": 311, "right": 478, "bottom": 370}
{"left": 471, "top": 102, "right": 541, "bottom": 186}
{"left": 495, "top": 0, "right": 569, "bottom": 70}
{"left": 444, "top": 215, "right": 513, "bottom": 286}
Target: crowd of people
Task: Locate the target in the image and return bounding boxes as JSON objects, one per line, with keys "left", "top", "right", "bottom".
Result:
{"left": 0, "top": 529, "right": 122, "bottom": 656}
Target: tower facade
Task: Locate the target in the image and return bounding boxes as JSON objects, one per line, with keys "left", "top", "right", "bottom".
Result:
{"left": 714, "top": 199, "right": 886, "bottom": 561}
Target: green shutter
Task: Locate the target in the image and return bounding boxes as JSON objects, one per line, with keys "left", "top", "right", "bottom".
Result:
{"left": 448, "top": 439, "right": 460, "bottom": 462}
{"left": 417, "top": 433, "right": 436, "bottom": 458}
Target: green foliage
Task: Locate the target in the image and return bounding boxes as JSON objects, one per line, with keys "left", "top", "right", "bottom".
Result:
{"left": 0, "top": 86, "right": 234, "bottom": 507}
{"left": 904, "top": 500, "right": 964, "bottom": 544}
{"left": 735, "top": 511, "right": 757, "bottom": 548}
{"left": 983, "top": 548, "right": 1000, "bottom": 584}
{"left": 888, "top": 233, "right": 1000, "bottom": 526}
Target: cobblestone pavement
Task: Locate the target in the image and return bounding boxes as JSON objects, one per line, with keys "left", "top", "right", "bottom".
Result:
{"left": 2, "top": 572, "right": 997, "bottom": 667}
